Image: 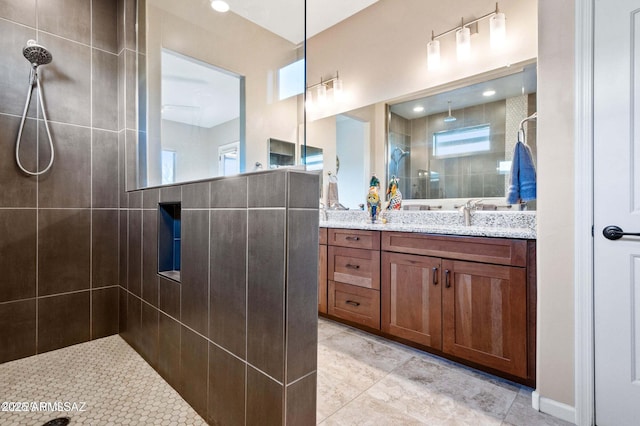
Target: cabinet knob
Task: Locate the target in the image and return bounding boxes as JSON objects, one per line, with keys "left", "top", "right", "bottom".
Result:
{"left": 432, "top": 267, "right": 438, "bottom": 285}
{"left": 445, "top": 269, "right": 451, "bottom": 288}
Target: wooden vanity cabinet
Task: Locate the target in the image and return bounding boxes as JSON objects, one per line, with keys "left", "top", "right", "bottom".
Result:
{"left": 441, "top": 259, "right": 527, "bottom": 378}
{"left": 380, "top": 231, "right": 533, "bottom": 382}
{"left": 381, "top": 252, "right": 442, "bottom": 349}
{"left": 326, "top": 229, "right": 381, "bottom": 329}
{"left": 318, "top": 228, "right": 328, "bottom": 314}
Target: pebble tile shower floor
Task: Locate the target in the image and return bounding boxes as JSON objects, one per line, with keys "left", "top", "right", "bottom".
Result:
{"left": 0, "top": 318, "right": 572, "bottom": 425}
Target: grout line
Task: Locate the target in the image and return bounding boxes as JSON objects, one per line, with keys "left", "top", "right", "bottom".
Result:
{"left": 286, "top": 369, "right": 316, "bottom": 387}
{"left": 0, "top": 111, "right": 118, "bottom": 133}
{"left": 34, "top": 0, "right": 39, "bottom": 354}
{"left": 89, "top": 0, "right": 94, "bottom": 342}
{"left": 244, "top": 178, "right": 249, "bottom": 425}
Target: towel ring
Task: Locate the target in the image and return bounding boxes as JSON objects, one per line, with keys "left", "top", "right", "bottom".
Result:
{"left": 518, "top": 112, "right": 538, "bottom": 145}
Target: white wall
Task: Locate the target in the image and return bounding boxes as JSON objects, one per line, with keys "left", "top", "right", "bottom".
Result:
{"left": 536, "top": 0, "right": 576, "bottom": 408}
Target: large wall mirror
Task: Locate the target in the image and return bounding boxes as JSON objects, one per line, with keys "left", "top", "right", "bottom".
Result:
{"left": 138, "top": 0, "right": 305, "bottom": 188}
{"left": 388, "top": 63, "right": 537, "bottom": 204}
{"left": 305, "top": 0, "right": 538, "bottom": 210}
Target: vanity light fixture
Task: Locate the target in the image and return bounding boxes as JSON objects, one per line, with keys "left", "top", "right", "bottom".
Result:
{"left": 427, "top": 2, "right": 506, "bottom": 70}
{"left": 483, "top": 89, "right": 496, "bottom": 97}
{"left": 306, "top": 72, "right": 344, "bottom": 110}
{"left": 211, "top": 0, "right": 230, "bottom": 12}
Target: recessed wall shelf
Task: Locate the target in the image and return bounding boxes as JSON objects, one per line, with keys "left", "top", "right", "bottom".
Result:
{"left": 158, "top": 202, "right": 181, "bottom": 282}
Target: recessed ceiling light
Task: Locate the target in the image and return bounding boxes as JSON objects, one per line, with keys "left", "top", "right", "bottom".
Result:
{"left": 211, "top": 0, "right": 230, "bottom": 12}
{"left": 483, "top": 89, "right": 496, "bottom": 97}
{"left": 413, "top": 106, "right": 425, "bottom": 113}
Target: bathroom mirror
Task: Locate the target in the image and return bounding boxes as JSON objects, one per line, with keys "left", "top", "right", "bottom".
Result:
{"left": 138, "top": 0, "right": 305, "bottom": 188}
{"left": 388, "top": 63, "right": 537, "bottom": 203}
{"left": 305, "top": 0, "right": 538, "bottom": 210}
{"left": 268, "top": 138, "right": 295, "bottom": 169}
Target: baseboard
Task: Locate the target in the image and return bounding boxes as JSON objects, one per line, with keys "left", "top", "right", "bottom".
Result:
{"left": 532, "top": 391, "right": 576, "bottom": 424}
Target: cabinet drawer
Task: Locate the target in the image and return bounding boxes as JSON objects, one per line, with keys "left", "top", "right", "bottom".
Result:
{"left": 329, "top": 281, "right": 380, "bottom": 329}
{"left": 382, "top": 232, "right": 527, "bottom": 267}
{"left": 318, "top": 244, "right": 328, "bottom": 314}
{"left": 328, "top": 246, "right": 380, "bottom": 289}
{"left": 319, "top": 227, "right": 328, "bottom": 245}
{"left": 328, "top": 229, "right": 380, "bottom": 250}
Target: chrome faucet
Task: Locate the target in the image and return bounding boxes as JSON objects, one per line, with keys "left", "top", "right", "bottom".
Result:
{"left": 459, "top": 199, "right": 483, "bottom": 226}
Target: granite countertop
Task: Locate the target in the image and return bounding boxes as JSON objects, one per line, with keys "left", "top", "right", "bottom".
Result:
{"left": 320, "top": 210, "right": 537, "bottom": 240}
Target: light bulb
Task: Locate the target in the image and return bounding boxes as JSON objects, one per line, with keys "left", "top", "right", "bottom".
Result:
{"left": 427, "top": 39, "right": 441, "bottom": 70}
{"left": 211, "top": 0, "right": 230, "bottom": 13}
{"left": 456, "top": 26, "right": 471, "bottom": 61}
{"left": 490, "top": 12, "right": 506, "bottom": 49}
{"left": 305, "top": 89, "right": 314, "bottom": 111}
{"left": 333, "top": 77, "right": 344, "bottom": 101}
{"left": 317, "top": 84, "right": 327, "bottom": 105}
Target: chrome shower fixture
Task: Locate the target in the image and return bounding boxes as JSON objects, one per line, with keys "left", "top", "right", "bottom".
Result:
{"left": 15, "top": 40, "right": 55, "bottom": 176}
{"left": 23, "top": 39, "right": 53, "bottom": 67}
{"left": 444, "top": 101, "right": 457, "bottom": 123}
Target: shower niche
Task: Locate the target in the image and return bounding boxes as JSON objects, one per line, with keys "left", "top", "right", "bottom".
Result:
{"left": 158, "top": 203, "right": 181, "bottom": 282}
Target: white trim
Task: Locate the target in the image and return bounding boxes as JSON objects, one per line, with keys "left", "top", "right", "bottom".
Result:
{"left": 574, "top": 0, "right": 596, "bottom": 425}
{"left": 532, "top": 391, "right": 578, "bottom": 424}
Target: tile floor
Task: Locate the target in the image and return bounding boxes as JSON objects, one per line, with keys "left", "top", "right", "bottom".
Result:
{"left": 0, "top": 318, "right": 573, "bottom": 425}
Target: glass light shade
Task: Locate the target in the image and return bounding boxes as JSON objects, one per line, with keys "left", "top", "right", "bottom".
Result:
{"left": 456, "top": 26, "right": 471, "bottom": 61}
{"left": 305, "top": 89, "right": 314, "bottom": 111}
{"left": 317, "top": 84, "right": 327, "bottom": 105}
{"left": 333, "top": 78, "right": 344, "bottom": 101}
{"left": 490, "top": 12, "right": 506, "bottom": 48}
{"left": 210, "top": 0, "right": 230, "bottom": 12}
{"left": 427, "top": 39, "right": 441, "bottom": 70}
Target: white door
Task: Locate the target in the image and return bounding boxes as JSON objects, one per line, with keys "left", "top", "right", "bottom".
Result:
{"left": 594, "top": 1, "right": 640, "bottom": 424}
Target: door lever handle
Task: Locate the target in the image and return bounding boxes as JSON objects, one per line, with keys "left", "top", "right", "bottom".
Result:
{"left": 603, "top": 225, "right": 640, "bottom": 240}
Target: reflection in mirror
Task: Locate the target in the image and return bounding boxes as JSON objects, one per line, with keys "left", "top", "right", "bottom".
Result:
{"left": 301, "top": 146, "right": 323, "bottom": 171}
{"left": 268, "top": 138, "right": 295, "bottom": 169}
{"left": 139, "top": 0, "right": 304, "bottom": 188}
{"left": 159, "top": 49, "right": 243, "bottom": 184}
{"left": 388, "top": 64, "right": 537, "bottom": 208}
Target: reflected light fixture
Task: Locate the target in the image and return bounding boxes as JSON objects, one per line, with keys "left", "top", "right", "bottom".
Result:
{"left": 444, "top": 101, "right": 457, "bottom": 123}
{"left": 306, "top": 72, "right": 344, "bottom": 110}
{"left": 211, "top": 0, "right": 230, "bottom": 12}
{"left": 483, "top": 89, "right": 496, "bottom": 97}
{"left": 427, "top": 3, "right": 506, "bottom": 70}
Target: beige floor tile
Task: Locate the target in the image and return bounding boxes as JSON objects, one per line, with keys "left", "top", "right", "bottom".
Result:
{"left": 502, "top": 387, "right": 574, "bottom": 426}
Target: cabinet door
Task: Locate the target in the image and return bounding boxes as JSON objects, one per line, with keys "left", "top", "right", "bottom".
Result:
{"left": 442, "top": 259, "right": 527, "bottom": 378}
{"left": 381, "top": 252, "right": 442, "bottom": 350}
{"left": 319, "top": 244, "right": 328, "bottom": 314}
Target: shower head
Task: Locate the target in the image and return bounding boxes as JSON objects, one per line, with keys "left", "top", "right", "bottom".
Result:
{"left": 23, "top": 40, "right": 52, "bottom": 67}
{"left": 444, "top": 101, "right": 457, "bottom": 123}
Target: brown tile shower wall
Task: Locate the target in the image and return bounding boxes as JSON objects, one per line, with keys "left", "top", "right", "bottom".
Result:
{"left": 118, "top": 170, "right": 319, "bottom": 425}
{"left": 0, "top": 0, "right": 120, "bottom": 364}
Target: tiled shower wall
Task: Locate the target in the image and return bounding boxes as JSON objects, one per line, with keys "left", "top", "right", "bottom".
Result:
{"left": 0, "top": 0, "right": 121, "bottom": 363}
{"left": 118, "top": 170, "right": 319, "bottom": 425}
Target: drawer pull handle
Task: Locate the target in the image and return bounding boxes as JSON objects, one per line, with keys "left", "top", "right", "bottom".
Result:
{"left": 345, "top": 300, "right": 361, "bottom": 307}
{"left": 345, "top": 264, "right": 360, "bottom": 270}
{"left": 345, "top": 236, "right": 360, "bottom": 241}
{"left": 432, "top": 267, "right": 438, "bottom": 285}
{"left": 445, "top": 269, "right": 451, "bottom": 288}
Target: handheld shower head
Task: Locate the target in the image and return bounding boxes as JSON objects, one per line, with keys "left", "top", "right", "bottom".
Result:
{"left": 23, "top": 40, "right": 52, "bottom": 67}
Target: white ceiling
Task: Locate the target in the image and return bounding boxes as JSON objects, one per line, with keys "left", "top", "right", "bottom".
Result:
{"left": 161, "top": 50, "right": 240, "bottom": 128}
{"left": 225, "top": 0, "right": 379, "bottom": 44}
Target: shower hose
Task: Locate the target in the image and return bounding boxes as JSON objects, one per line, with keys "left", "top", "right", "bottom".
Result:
{"left": 15, "top": 65, "right": 54, "bottom": 176}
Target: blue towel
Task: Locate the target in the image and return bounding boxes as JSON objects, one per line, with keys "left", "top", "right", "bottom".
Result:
{"left": 506, "top": 141, "right": 537, "bottom": 204}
